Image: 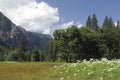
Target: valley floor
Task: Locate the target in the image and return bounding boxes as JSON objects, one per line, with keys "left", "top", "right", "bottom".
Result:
{"left": 0, "top": 59, "right": 120, "bottom": 80}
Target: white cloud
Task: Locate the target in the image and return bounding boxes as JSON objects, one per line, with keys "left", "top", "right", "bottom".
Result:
{"left": 50, "top": 21, "right": 83, "bottom": 35}
{"left": 60, "top": 21, "right": 74, "bottom": 29}
{"left": 0, "top": 0, "right": 59, "bottom": 34}
{"left": 0, "top": 0, "right": 83, "bottom": 35}
{"left": 77, "top": 23, "right": 83, "bottom": 28}
{"left": 114, "top": 22, "right": 117, "bottom": 27}
{"left": 57, "top": 21, "right": 83, "bottom": 29}
{"left": 52, "top": 21, "right": 74, "bottom": 33}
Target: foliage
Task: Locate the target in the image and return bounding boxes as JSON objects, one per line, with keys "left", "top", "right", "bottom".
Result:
{"left": 17, "top": 37, "right": 26, "bottom": 61}
{"left": 116, "top": 20, "right": 120, "bottom": 28}
{"left": 1, "top": 14, "right": 120, "bottom": 62}
{"left": 86, "top": 15, "right": 92, "bottom": 30}
{"left": 31, "top": 48, "right": 40, "bottom": 62}
{"left": 0, "top": 40, "right": 10, "bottom": 61}
{"left": 49, "top": 14, "right": 120, "bottom": 62}
{"left": 91, "top": 14, "right": 98, "bottom": 31}
{"left": 7, "top": 49, "right": 18, "bottom": 61}
{"left": 102, "top": 16, "right": 115, "bottom": 28}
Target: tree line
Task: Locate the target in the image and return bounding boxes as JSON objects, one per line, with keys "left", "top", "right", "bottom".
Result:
{"left": 1, "top": 14, "right": 120, "bottom": 62}
{"left": 0, "top": 36, "right": 50, "bottom": 62}
{"left": 49, "top": 14, "right": 120, "bottom": 62}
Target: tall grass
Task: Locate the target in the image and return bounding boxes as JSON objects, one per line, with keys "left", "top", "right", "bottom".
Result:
{"left": 51, "top": 59, "right": 120, "bottom": 80}
{"left": 0, "top": 59, "right": 120, "bottom": 80}
{"left": 0, "top": 62, "right": 62, "bottom": 80}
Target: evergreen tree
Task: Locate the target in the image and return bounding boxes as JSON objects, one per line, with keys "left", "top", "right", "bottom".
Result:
{"left": 49, "top": 39, "right": 57, "bottom": 62}
{"left": 102, "top": 16, "right": 115, "bottom": 28}
{"left": 102, "top": 16, "right": 109, "bottom": 28}
{"left": 108, "top": 17, "right": 115, "bottom": 28}
{"left": 17, "top": 37, "right": 26, "bottom": 61}
{"left": 86, "top": 16, "right": 92, "bottom": 30}
{"left": 24, "top": 51, "right": 31, "bottom": 61}
{"left": 92, "top": 14, "right": 98, "bottom": 31}
{"left": 31, "top": 48, "right": 40, "bottom": 62}
{"left": 116, "top": 20, "right": 120, "bottom": 28}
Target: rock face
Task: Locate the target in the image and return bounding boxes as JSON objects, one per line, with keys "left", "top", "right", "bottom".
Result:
{"left": 0, "top": 12, "right": 51, "bottom": 50}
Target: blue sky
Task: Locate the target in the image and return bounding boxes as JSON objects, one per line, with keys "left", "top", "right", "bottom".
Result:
{"left": 0, "top": 0, "right": 120, "bottom": 34}
{"left": 37, "top": 0, "right": 120, "bottom": 25}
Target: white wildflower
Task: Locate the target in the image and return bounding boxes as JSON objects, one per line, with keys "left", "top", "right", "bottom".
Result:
{"left": 60, "top": 77, "right": 64, "bottom": 80}
{"left": 100, "top": 77, "right": 103, "bottom": 80}
{"left": 87, "top": 71, "right": 93, "bottom": 75}
{"left": 90, "top": 58, "right": 94, "bottom": 62}
{"left": 65, "top": 69, "right": 68, "bottom": 73}
{"left": 108, "top": 68, "right": 114, "bottom": 72}
{"left": 60, "top": 72, "right": 62, "bottom": 74}
{"left": 76, "top": 60, "right": 82, "bottom": 63}
{"left": 71, "top": 63, "right": 77, "bottom": 67}
{"left": 77, "top": 70, "right": 80, "bottom": 72}
{"left": 74, "top": 73, "right": 77, "bottom": 76}
{"left": 67, "top": 76, "right": 70, "bottom": 79}
{"left": 87, "top": 72, "right": 91, "bottom": 75}
{"left": 91, "top": 71, "right": 93, "bottom": 74}
{"left": 83, "top": 59, "right": 87, "bottom": 63}
{"left": 101, "top": 58, "right": 108, "bottom": 62}
{"left": 54, "top": 66, "right": 57, "bottom": 68}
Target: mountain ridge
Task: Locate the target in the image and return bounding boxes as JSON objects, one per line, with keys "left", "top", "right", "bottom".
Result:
{"left": 0, "top": 12, "right": 51, "bottom": 50}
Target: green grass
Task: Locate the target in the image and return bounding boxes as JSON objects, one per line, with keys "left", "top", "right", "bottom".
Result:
{"left": 0, "top": 59, "right": 120, "bottom": 80}
{"left": 51, "top": 59, "right": 120, "bottom": 80}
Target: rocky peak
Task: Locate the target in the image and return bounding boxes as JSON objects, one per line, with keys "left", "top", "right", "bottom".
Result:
{"left": 0, "top": 12, "right": 51, "bottom": 50}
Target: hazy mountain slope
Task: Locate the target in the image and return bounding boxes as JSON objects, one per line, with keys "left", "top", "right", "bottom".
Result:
{"left": 0, "top": 12, "right": 51, "bottom": 50}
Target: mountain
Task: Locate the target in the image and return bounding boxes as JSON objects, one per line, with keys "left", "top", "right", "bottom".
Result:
{"left": 0, "top": 12, "right": 51, "bottom": 50}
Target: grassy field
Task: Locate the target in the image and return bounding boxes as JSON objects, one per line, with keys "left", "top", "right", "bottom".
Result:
{"left": 0, "top": 62, "right": 62, "bottom": 80}
{"left": 0, "top": 59, "right": 120, "bottom": 80}
{"left": 51, "top": 59, "right": 120, "bottom": 80}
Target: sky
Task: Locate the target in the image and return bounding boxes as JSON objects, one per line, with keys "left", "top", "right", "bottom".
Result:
{"left": 0, "top": 0, "right": 120, "bottom": 35}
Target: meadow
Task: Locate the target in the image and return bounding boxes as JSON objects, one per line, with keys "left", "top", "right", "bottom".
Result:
{"left": 0, "top": 59, "right": 120, "bottom": 80}
{"left": 0, "top": 62, "right": 62, "bottom": 80}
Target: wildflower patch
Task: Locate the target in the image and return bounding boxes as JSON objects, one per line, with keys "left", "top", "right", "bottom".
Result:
{"left": 51, "top": 59, "right": 120, "bottom": 80}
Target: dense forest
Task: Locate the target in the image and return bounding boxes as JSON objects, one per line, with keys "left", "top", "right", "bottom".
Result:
{"left": 49, "top": 14, "right": 120, "bottom": 62}
{"left": 1, "top": 14, "right": 120, "bottom": 62}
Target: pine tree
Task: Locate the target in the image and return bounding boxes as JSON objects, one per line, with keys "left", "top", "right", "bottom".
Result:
{"left": 17, "top": 37, "right": 26, "bottom": 61}
{"left": 92, "top": 14, "right": 98, "bottom": 31}
{"left": 102, "top": 16, "right": 109, "bottom": 28}
{"left": 108, "top": 17, "right": 115, "bottom": 28}
{"left": 102, "top": 16, "right": 115, "bottom": 28}
{"left": 31, "top": 48, "right": 40, "bottom": 62}
{"left": 116, "top": 20, "right": 120, "bottom": 28}
{"left": 86, "top": 16, "right": 92, "bottom": 30}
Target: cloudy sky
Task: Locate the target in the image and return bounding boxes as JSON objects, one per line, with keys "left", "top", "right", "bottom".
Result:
{"left": 0, "top": 0, "right": 120, "bottom": 35}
